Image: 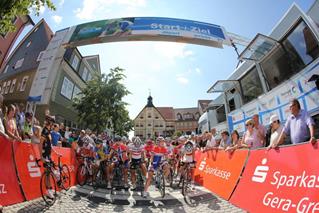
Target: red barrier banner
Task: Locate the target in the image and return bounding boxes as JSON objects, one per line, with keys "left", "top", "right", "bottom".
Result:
{"left": 12, "top": 141, "right": 44, "bottom": 201}
{"left": 0, "top": 137, "right": 25, "bottom": 206}
{"left": 52, "top": 147, "right": 78, "bottom": 186}
{"left": 230, "top": 143, "right": 319, "bottom": 213}
{"left": 193, "top": 149, "right": 249, "bottom": 200}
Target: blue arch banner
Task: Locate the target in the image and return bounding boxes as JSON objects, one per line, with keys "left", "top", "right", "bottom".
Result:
{"left": 67, "top": 17, "right": 230, "bottom": 48}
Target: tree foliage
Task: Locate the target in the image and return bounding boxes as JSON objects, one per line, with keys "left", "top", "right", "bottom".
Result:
{"left": 0, "top": 0, "right": 55, "bottom": 35}
{"left": 73, "top": 67, "right": 133, "bottom": 136}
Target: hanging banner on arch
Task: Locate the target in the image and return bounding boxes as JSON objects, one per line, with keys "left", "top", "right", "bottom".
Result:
{"left": 67, "top": 17, "right": 231, "bottom": 48}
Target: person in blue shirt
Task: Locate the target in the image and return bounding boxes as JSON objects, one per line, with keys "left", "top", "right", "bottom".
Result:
{"left": 51, "top": 124, "right": 62, "bottom": 146}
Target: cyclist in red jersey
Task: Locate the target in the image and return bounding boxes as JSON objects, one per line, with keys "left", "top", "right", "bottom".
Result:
{"left": 144, "top": 139, "right": 154, "bottom": 167}
{"left": 142, "top": 137, "right": 169, "bottom": 198}
{"left": 108, "top": 136, "right": 129, "bottom": 188}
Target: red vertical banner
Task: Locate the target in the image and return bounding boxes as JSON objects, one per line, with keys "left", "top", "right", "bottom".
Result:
{"left": 193, "top": 149, "right": 249, "bottom": 200}
{"left": 52, "top": 147, "right": 77, "bottom": 186}
{"left": 230, "top": 143, "right": 319, "bottom": 213}
{"left": 12, "top": 141, "right": 44, "bottom": 200}
{"left": 0, "top": 137, "right": 25, "bottom": 206}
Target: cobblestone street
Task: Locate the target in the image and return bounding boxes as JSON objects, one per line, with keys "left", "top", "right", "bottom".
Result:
{"left": 3, "top": 185, "right": 244, "bottom": 213}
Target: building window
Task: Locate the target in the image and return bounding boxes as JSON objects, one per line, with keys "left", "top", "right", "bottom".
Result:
{"left": 61, "top": 77, "right": 74, "bottom": 100}
{"left": 140, "top": 124, "right": 143, "bottom": 127}
{"left": 240, "top": 66, "right": 263, "bottom": 104}
{"left": 37, "top": 51, "right": 45, "bottom": 62}
{"left": 3, "top": 65, "right": 9, "bottom": 74}
{"left": 261, "top": 20, "right": 319, "bottom": 90}
{"left": 9, "top": 79, "right": 16, "bottom": 93}
{"left": 72, "top": 55, "right": 80, "bottom": 71}
{"left": 82, "top": 68, "right": 88, "bottom": 81}
{"left": 14, "top": 58, "right": 24, "bottom": 69}
{"left": 184, "top": 113, "right": 194, "bottom": 120}
{"left": 20, "top": 76, "right": 29, "bottom": 91}
{"left": 140, "top": 116, "right": 144, "bottom": 119}
{"left": 26, "top": 41, "right": 31, "bottom": 48}
{"left": 5, "top": 80, "right": 11, "bottom": 94}
{"left": 72, "top": 85, "right": 81, "bottom": 100}
{"left": 228, "top": 98, "right": 236, "bottom": 112}
{"left": 177, "top": 113, "right": 182, "bottom": 120}
{"left": 148, "top": 113, "right": 151, "bottom": 118}
{"left": 148, "top": 124, "right": 151, "bottom": 127}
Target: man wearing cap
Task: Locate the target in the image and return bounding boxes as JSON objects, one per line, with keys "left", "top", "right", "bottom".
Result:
{"left": 275, "top": 99, "right": 316, "bottom": 147}
{"left": 267, "top": 114, "right": 283, "bottom": 149}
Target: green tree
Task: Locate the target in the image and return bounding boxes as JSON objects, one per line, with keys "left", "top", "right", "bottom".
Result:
{"left": 0, "top": 0, "right": 55, "bottom": 35}
{"left": 73, "top": 67, "right": 133, "bottom": 135}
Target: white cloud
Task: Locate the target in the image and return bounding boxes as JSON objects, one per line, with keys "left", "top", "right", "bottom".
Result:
{"left": 52, "top": 15, "right": 63, "bottom": 24}
{"left": 74, "top": 0, "right": 146, "bottom": 20}
{"left": 176, "top": 76, "right": 189, "bottom": 85}
{"left": 153, "top": 42, "right": 194, "bottom": 63}
{"left": 195, "top": 68, "right": 201, "bottom": 74}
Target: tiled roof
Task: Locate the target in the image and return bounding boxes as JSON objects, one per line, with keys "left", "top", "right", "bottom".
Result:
{"left": 157, "top": 107, "right": 175, "bottom": 121}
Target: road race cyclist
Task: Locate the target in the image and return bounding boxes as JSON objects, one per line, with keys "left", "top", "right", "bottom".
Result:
{"left": 144, "top": 139, "right": 154, "bottom": 168}
{"left": 128, "top": 136, "right": 147, "bottom": 190}
{"left": 142, "top": 137, "right": 170, "bottom": 198}
{"left": 94, "top": 138, "right": 111, "bottom": 188}
{"left": 178, "top": 139, "right": 197, "bottom": 189}
{"left": 108, "top": 136, "right": 129, "bottom": 188}
{"left": 40, "top": 115, "right": 61, "bottom": 199}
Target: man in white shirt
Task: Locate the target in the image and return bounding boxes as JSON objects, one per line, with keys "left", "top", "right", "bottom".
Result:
{"left": 205, "top": 128, "right": 218, "bottom": 151}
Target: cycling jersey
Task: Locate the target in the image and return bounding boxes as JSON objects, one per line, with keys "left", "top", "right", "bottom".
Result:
{"left": 111, "top": 143, "right": 128, "bottom": 162}
{"left": 144, "top": 144, "right": 154, "bottom": 158}
{"left": 166, "top": 144, "right": 174, "bottom": 157}
{"left": 41, "top": 126, "right": 52, "bottom": 159}
{"left": 180, "top": 141, "right": 196, "bottom": 163}
{"left": 128, "top": 143, "right": 144, "bottom": 159}
{"left": 151, "top": 146, "right": 168, "bottom": 170}
{"left": 95, "top": 144, "right": 109, "bottom": 160}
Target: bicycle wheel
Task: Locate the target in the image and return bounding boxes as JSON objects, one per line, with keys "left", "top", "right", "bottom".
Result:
{"left": 182, "top": 168, "right": 191, "bottom": 196}
{"left": 76, "top": 163, "right": 87, "bottom": 186}
{"left": 40, "top": 171, "right": 57, "bottom": 206}
{"left": 61, "top": 164, "right": 71, "bottom": 190}
{"left": 158, "top": 172, "right": 165, "bottom": 198}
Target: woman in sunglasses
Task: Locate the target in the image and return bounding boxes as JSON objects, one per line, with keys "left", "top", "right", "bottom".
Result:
{"left": 242, "top": 119, "right": 263, "bottom": 149}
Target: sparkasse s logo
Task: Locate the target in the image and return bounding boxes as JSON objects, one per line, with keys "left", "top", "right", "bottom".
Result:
{"left": 27, "top": 155, "right": 41, "bottom": 178}
{"left": 198, "top": 158, "right": 207, "bottom": 171}
{"left": 252, "top": 158, "right": 269, "bottom": 183}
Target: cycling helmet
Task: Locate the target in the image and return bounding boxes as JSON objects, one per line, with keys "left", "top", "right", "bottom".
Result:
{"left": 156, "top": 136, "right": 165, "bottom": 145}
{"left": 133, "top": 137, "right": 142, "bottom": 146}
{"left": 122, "top": 136, "right": 128, "bottom": 142}
{"left": 114, "top": 135, "right": 121, "bottom": 142}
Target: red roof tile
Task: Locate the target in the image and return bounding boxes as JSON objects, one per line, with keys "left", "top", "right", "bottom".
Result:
{"left": 157, "top": 107, "right": 175, "bottom": 121}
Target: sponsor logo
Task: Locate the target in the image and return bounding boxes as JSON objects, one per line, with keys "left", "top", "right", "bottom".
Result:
{"left": 27, "top": 155, "right": 41, "bottom": 178}
{"left": 198, "top": 158, "right": 206, "bottom": 171}
{"left": 198, "top": 158, "right": 231, "bottom": 180}
{"left": 0, "top": 184, "right": 7, "bottom": 194}
{"left": 252, "top": 158, "right": 269, "bottom": 183}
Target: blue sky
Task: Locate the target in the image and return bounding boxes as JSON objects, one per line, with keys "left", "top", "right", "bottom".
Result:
{"left": 25, "top": 0, "right": 314, "bottom": 119}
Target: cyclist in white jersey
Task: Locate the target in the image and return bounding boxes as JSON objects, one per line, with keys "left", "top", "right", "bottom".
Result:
{"left": 128, "top": 137, "right": 147, "bottom": 190}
